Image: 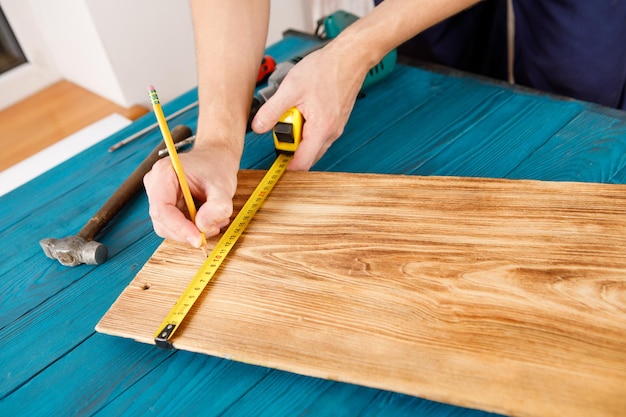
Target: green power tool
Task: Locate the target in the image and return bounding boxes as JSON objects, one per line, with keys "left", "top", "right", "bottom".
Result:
{"left": 317, "top": 10, "right": 397, "bottom": 90}
{"left": 247, "top": 10, "right": 397, "bottom": 131}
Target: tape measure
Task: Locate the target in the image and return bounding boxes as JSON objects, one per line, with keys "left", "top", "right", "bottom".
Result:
{"left": 154, "top": 108, "right": 302, "bottom": 350}
{"left": 272, "top": 107, "right": 303, "bottom": 153}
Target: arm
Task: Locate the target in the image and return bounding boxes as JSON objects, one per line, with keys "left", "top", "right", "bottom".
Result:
{"left": 144, "top": 0, "right": 270, "bottom": 246}
{"left": 251, "top": 0, "right": 480, "bottom": 170}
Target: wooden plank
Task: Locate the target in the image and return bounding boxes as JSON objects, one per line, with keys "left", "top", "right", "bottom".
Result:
{"left": 97, "top": 170, "right": 626, "bottom": 417}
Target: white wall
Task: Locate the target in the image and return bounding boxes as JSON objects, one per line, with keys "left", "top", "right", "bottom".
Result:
{"left": 84, "top": 0, "right": 198, "bottom": 108}
{"left": 1, "top": 0, "right": 374, "bottom": 110}
{"left": 21, "top": 0, "right": 198, "bottom": 108}
{"left": 0, "top": 0, "right": 313, "bottom": 110}
{"left": 267, "top": 0, "right": 312, "bottom": 45}
{"left": 310, "top": 0, "right": 373, "bottom": 22}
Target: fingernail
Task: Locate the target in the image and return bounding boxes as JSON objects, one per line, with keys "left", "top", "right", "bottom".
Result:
{"left": 186, "top": 235, "right": 201, "bottom": 248}
{"left": 205, "top": 224, "right": 220, "bottom": 236}
{"left": 251, "top": 117, "right": 266, "bottom": 133}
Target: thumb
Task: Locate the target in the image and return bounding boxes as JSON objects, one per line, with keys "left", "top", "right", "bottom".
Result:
{"left": 251, "top": 89, "right": 294, "bottom": 134}
{"left": 195, "top": 195, "right": 233, "bottom": 237}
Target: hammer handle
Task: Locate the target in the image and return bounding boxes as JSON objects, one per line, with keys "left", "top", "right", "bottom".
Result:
{"left": 78, "top": 124, "right": 193, "bottom": 242}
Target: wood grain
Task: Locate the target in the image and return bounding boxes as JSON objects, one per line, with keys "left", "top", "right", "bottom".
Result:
{"left": 97, "top": 170, "right": 626, "bottom": 417}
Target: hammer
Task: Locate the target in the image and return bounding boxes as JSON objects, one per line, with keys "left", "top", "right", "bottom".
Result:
{"left": 40, "top": 124, "right": 193, "bottom": 267}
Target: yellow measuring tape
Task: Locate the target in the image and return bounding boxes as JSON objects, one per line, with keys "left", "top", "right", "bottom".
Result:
{"left": 154, "top": 108, "right": 302, "bottom": 350}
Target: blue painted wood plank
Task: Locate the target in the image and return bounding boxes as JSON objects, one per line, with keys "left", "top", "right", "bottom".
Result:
{"left": 223, "top": 371, "right": 497, "bottom": 417}
{"left": 319, "top": 77, "right": 511, "bottom": 174}
{"left": 360, "top": 391, "right": 501, "bottom": 417}
{"left": 411, "top": 93, "right": 583, "bottom": 178}
{"left": 2, "top": 333, "right": 271, "bottom": 416}
{"left": 0, "top": 233, "right": 161, "bottom": 398}
{"left": 0, "top": 336, "right": 176, "bottom": 416}
{"left": 240, "top": 131, "right": 277, "bottom": 169}
{"left": 315, "top": 65, "right": 463, "bottom": 172}
{"left": 220, "top": 372, "right": 360, "bottom": 417}
{"left": 92, "top": 351, "right": 271, "bottom": 416}
{"left": 0, "top": 169, "right": 156, "bottom": 330}
{"left": 508, "top": 108, "right": 626, "bottom": 183}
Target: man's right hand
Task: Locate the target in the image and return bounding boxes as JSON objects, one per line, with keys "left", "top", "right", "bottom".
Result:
{"left": 143, "top": 142, "right": 239, "bottom": 248}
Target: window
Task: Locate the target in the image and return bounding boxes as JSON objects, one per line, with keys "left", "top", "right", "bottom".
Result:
{"left": 0, "top": 6, "right": 27, "bottom": 75}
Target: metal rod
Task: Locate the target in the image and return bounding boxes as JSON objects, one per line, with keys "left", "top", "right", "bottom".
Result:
{"left": 108, "top": 101, "right": 198, "bottom": 152}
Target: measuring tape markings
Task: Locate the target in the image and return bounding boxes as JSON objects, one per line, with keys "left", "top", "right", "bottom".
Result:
{"left": 154, "top": 152, "right": 293, "bottom": 349}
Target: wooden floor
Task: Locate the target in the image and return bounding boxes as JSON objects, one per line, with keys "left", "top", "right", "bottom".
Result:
{"left": 0, "top": 80, "right": 147, "bottom": 171}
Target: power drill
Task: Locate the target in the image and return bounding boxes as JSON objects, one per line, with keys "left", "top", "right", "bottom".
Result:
{"left": 248, "top": 10, "right": 397, "bottom": 131}
{"left": 317, "top": 10, "right": 397, "bottom": 90}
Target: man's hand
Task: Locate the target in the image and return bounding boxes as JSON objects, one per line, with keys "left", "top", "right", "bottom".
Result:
{"left": 144, "top": 143, "right": 239, "bottom": 247}
{"left": 251, "top": 45, "right": 367, "bottom": 171}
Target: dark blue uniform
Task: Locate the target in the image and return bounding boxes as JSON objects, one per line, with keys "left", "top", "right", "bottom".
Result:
{"left": 375, "top": 0, "right": 626, "bottom": 110}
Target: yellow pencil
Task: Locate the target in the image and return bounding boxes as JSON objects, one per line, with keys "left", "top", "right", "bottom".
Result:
{"left": 148, "top": 86, "right": 208, "bottom": 255}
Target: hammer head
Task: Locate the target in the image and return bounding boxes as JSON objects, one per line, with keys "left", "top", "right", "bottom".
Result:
{"left": 40, "top": 236, "right": 107, "bottom": 267}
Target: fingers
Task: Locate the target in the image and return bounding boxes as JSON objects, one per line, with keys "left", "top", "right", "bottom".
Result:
{"left": 250, "top": 93, "right": 292, "bottom": 135}
{"left": 251, "top": 48, "right": 357, "bottom": 171}
{"left": 144, "top": 154, "right": 238, "bottom": 247}
{"left": 144, "top": 158, "right": 204, "bottom": 246}
{"left": 191, "top": 150, "right": 238, "bottom": 236}
{"left": 253, "top": 90, "right": 345, "bottom": 171}
{"left": 195, "top": 194, "right": 234, "bottom": 236}
{"left": 289, "top": 119, "right": 339, "bottom": 170}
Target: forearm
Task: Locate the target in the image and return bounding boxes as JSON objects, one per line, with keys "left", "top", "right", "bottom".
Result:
{"left": 326, "top": 0, "right": 481, "bottom": 74}
{"left": 190, "top": 0, "right": 270, "bottom": 156}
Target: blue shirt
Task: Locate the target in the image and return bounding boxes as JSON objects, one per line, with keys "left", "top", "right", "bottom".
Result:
{"left": 374, "top": 0, "right": 626, "bottom": 110}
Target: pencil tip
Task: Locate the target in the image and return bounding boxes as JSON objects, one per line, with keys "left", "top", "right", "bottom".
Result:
{"left": 200, "top": 234, "right": 209, "bottom": 258}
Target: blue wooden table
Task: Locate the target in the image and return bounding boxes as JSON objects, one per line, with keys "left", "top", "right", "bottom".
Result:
{"left": 2, "top": 33, "right": 626, "bottom": 416}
